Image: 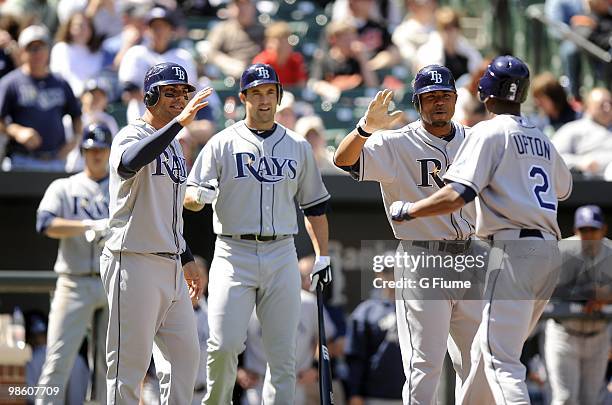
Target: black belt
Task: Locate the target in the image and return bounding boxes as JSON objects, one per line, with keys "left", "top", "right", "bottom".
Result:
{"left": 220, "top": 234, "right": 289, "bottom": 242}
{"left": 154, "top": 252, "right": 178, "bottom": 260}
{"left": 60, "top": 272, "right": 101, "bottom": 277}
{"left": 519, "top": 229, "right": 543, "bottom": 238}
{"left": 194, "top": 384, "right": 206, "bottom": 394}
{"left": 412, "top": 240, "right": 471, "bottom": 255}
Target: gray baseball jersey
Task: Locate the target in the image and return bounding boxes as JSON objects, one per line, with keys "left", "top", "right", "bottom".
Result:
{"left": 106, "top": 118, "right": 188, "bottom": 254}
{"left": 37, "top": 172, "right": 109, "bottom": 275}
{"left": 357, "top": 120, "right": 474, "bottom": 240}
{"left": 187, "top": 120, "right": 330, "bottom": 235}
{"left": 443, "top": 115, "right": 572, "bottom": 239}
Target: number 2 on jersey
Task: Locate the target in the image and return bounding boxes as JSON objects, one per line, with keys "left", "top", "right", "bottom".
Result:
{"left": 529, "top": 166, "right": 556, "bottom": 211}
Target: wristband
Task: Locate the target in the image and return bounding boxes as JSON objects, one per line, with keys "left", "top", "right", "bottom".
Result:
{"left": 356, "top": 117, "right": 372, "bottom": 138}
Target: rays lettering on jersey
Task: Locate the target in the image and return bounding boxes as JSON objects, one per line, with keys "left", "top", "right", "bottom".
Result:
{"left": 72, "top": 196, "right": 108, "bottom": 219}
{"left": 153, "top": 150, "right": 188, "bottom": 184}
{"left": 417, "top": 158, "right": 445, "bottom": 188}
{"left": 234, "top": 152, "right": 297, "bottom": 183}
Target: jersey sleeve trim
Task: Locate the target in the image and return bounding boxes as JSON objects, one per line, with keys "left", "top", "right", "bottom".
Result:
{"left": 442, "top": 173, "right": 481, "bottom": 194}
{"left": 36, "top": 210, "right": 57, "bottom": 234}
{"left": 300, "top": 193, "right": 331, "bottom": 210}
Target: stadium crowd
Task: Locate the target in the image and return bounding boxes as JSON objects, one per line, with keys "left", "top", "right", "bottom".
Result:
{"left": 0, "top": 0, "right": 610, "bottom": 404}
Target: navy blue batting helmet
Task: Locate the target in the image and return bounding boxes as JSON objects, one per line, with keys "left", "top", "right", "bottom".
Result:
{"left": 81, "top": 123, "right": 113, "bottom": 149}
{"left": 412, "top": 65, "right": 456, "bottom": 104}
{"left": 240, "top": 63, "right": 283, "bottom": 104}
{"left": 478, "top": 55, "right": 530, "bottom": 104}
{"left": 143, "top": 62, "right": 196, "bottom": 107}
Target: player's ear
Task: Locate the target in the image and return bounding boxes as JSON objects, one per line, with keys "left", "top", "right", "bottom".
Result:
{"left": 239, "top": 91, "right": 246, "bottom": 104}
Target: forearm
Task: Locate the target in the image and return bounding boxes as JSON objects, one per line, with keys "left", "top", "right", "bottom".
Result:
{"left": 304, "top": 214, "right": 329, "bottom": 256}
{"left": 44, "top": 218, "right": 90, "bottom": 239}
{"left": 334, "top": 130, "right": 367, "bottom": 166}
{"left": 409, "top": 184, "right": 466, "bottom": 218}
{"left": 184, "top": 186, "right": 205, "bottom": 211}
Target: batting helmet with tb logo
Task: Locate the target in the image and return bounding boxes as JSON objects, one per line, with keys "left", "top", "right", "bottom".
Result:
{"left": 412, "top": 65, "right": 457, "bottom": 111}
{"left": 143, "top": 62, "right": 196, "bottom": 107}
{"left": 239, "top": 63, "right": 284, "bottom": 104}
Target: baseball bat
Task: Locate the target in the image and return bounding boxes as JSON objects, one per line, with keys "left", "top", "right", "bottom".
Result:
{"left": 316, "top": 283, "right": 334, "bottom": 405}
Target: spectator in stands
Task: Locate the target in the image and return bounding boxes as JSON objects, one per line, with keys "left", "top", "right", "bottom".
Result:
{"left": 275, "top": 90, "right": 297, "bottom": 130}
{"left": 345, "top": 265, "right": 404, "bottom": 404}
{"left": 546, "top": 205, "right": 612, "bottom": 405}
{"left": 0, "top": 25, "right": 82, "bottom": 171}
{"left": 332, "top": 0, "right": 404, "bottom": 30}
{"left": 50, "top": 12, "right": 104, "bottom": 97}
{"left": 575, "top": 0, "right": 612, "bottom": 89}
{"left": 252, "top": 22, "right": 308, "bottom": 87}
{"left": 392, "top": 0, "right": 437, "bottom": 70}
{"left": 342, "top": 0, "right": 401, "bottom": 72}
{"left": 0, "top": 0, "right": 58, "bottom": 32}
{"left": 65, "top": 78, "right": 119, "bottom": 172}
{"left": 415, "top": 7, "right": 482, "bottom": 78}
{"left": 204, "top": 0, "right": 264, "bottom": 78}
{"left": 531, "top": 72, "right": 580, "bottom": 137}
{"left": 545, "top": 0, "right": 586, "bottom": 100}
{"left": 0, "top": 15, "right": 20, "bottom": 79}
{"left": 553, "top": 87, "right": 612, "bottom": 177}
{"left": 295, "top": 115, "right": 345, "bottom": 175}
{"left": 57, "top": 0, "right": 122, "bottom": 39}
{"left": 0, "top": 15, "right": 20, "bottom": 163}
{"left": 118, "top": 6, "right": 216, "bottom": 143}
{"left": 310, "top": 21, "right": 378, "bottom": 100}
{"left": 102, "top": 2, "right": 148, "bottom": 70}
{"left": 453, "top": 60, "right": 489, "bottom": 125}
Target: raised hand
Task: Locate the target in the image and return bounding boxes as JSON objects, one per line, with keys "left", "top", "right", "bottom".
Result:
{"left": 361, "top": 89, "right": 404, "bottom": 133}
{"left": 176, "top": 87, "right": 214, "bottom": 127}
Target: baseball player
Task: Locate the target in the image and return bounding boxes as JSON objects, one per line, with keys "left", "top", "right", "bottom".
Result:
{"left": 334, "top": 65, "right": 492, "bottom": 404}
{"left": 389, "top": 55, "right": 573, "bottom": 403}
{"left": 546, "top": 205, "right": 612, "bottom": 405}
{"left": 184, "top": 63, "right": 332, "bottom": 404}
{"left": 100, "top": 61, "right": 213, "bottom": 404}
{"left": 35, "top": 123, "right": 113, "bottom": 404}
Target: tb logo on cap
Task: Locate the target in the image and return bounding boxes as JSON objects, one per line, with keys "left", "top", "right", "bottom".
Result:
{"left": 172, "top": 66, "right": 185, "bottom": 80}
{"left": 256, "top": 67, "right": 270, "bottom": 79}
{"left": 429, "top": 71, "right": 443, "bottom": 84}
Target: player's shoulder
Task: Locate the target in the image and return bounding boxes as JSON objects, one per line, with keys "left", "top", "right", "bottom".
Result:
{"left": 45, "top": 174, "right": 73, "bottom": 193}
{"left": 283, "top": 125, "right": 310, "bottom": 146}
{"left": 207, "top": 121, "right": 244, "bottom": 146}
{"left": 113, "top": 121, "right": 148, "bottom": 145}
{"left": 367, "top": 123, "right": 414, "bottom": 144}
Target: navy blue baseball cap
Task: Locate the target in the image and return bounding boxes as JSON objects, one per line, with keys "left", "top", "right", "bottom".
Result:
{"left": 412, "top": 64, "right": 456, "bottom": 103}
{"left": 574, "top": 205, "right": 605, "bottom": 229}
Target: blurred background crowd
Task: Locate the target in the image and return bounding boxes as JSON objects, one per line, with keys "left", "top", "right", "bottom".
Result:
{"left": 0, "top": 0, "right": 611, "bottom": 404}
{"left": 0, "top": 0, "right": 608, "bottom": 178}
